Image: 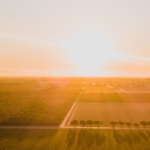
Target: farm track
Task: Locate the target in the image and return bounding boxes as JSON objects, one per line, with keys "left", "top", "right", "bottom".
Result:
{"left": 0, "top": 126, "right": 150, "bottom": 130}
{"left": 60, "top": 92, "right": 82, "bottom": 127}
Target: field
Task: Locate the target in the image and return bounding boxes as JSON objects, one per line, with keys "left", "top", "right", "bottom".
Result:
{"left": 0, "top": 77, "right": 81, "bottom": 125}
{"left": 67, "top": 102, "right": 150, "bottom": 126}
{"left": 79, "top": 93, "right": 150, "bottom": 102}
{"left": 1, "top": 77, "right": 150, "bottom": 126}
{"left": 0, "top": 77, "right": 150, "bottom": 149}
{"left": 1, "top": 129, "right": 150, "bottom": 150}
{"left": 67, "top": 78, "right": 150, "bottom": 128}
{"left": 84, "top": 87, "right": 113, "bottom": 93}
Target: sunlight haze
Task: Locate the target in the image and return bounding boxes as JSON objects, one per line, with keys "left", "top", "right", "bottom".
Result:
{"left": 0, "top": 0, "right": 150, "bottom": 76}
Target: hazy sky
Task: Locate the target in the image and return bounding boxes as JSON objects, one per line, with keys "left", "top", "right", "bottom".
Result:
{"left": 0, "top": 0, "right": 150, "bottom": 76}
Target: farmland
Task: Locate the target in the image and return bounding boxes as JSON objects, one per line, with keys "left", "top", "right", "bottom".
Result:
{"left": 1, "top": 129, "right": 150, "bottom": 150}
{"left": 84, "top": 87, "right": 113, "bottom": 93}
{"left": 79, "top": 93, "right": 150, "bottom": 102}
{"left": 67, "top": 102, "right": 150, "bottom": 126}
{"left": 0, "top": 77, "right": 81, "bottom": 125}
{"left": 0, "top": 77, "right": 150, "bottom": 126}
{"left": 67, "top": 78, "right": 150, "bottom": 128}
{"left": 0, "top": 77, "right": 150, "bottom": 149}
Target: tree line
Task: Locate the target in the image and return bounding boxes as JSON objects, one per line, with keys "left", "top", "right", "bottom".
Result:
{"left": 71, "top": 120, "right": 150, "bottom": 129}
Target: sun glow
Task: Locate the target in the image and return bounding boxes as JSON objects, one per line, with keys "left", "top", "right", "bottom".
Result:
{"left": 63, "top": 31, "right": 115, "bottom": 70}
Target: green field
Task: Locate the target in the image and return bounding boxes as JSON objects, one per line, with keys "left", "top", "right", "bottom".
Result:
{"left": 0, "top": 129, "right": 150, "bottom": 150}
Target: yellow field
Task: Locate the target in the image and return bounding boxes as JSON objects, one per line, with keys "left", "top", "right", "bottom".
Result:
{"left": 84, "top": 86, "right": 113, "bottom": 93}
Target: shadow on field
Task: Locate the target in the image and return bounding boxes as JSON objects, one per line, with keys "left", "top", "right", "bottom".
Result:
{"left": 0, "top": 129, "right": 57, "bottom": 143}
{"left": 66, "top": 130, "right": 77, "bottom": 147}
{"left": 146, "top": 130, "right": 150, "bottom": 138}
{"left": 66, "top": 129, "right": 106, "bottom": 148}
{"left": 95, "top": 130, "right": 106, "bottom": 146}
{"left": 113, "top": 130, "right": 125, "bottom": 144}
{"left": 84, "top": 130, "right": 95, "bottom": 147}
{"left": 138, "top": 130, "right": 148, "bottom": 141}
{"left": 66, "top": 129, "right": 150, "bottom": 148}
{"left": 113, "top": 130, "right": 149, "bottom": 147}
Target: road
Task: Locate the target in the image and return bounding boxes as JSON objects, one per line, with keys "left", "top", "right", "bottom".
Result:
{"left": 0, "top": 125, "right": 150, "bottom": 130}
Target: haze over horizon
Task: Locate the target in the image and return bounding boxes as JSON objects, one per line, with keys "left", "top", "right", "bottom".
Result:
{"left": 0, "top": 0, "right": 150, "bottom": 77}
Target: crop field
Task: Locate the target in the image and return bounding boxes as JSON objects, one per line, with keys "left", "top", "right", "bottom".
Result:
{"left": 67, "top": 102, "right": 150, "bottom": 127}
{"left": 112, "top": 87, "right": 150, "bottom": 93}
{"left": 84, "top": 87, "right": 113, "bottom": 93}
{"left": 0, "top": 77, "right": 150, "bottom": 126}
{"left": 0, "top": 129, "right": 150, "bottom": 150}
{"left": 0, "top": 77, "right": 150, "bottom": 149}
{"left": 79, "top": 93, "right": 150, "bottom": 102}
{"left": 0, "top": 77, "right": 84, "bottom": 92}
{"left": 0, "top": 77, "right": 81, "bottom": 125}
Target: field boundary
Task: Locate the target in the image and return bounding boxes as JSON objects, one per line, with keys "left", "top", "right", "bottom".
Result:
{"left": 60, "top": 93, "right": 81, "bottom": 127}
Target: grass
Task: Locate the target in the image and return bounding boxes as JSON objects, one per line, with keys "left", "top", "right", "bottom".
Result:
{"left": 0, "top": 129, "right": 150, "bottom": 150}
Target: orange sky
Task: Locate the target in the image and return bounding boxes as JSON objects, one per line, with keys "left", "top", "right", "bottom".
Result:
{"left": 0, "top": 0, "right": 150, "bottom": 76}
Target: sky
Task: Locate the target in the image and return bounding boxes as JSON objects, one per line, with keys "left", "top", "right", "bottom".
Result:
{"left": 0, "top": 0, "right": 150, "bottom": 77}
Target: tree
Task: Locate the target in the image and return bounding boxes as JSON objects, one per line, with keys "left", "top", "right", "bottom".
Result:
{"left": 89, "top": 120, "right": 94, "bottom": 128}
{"left": 118, "top": 121, "right": 125, "bottom": 128}
{"left": 86, "top": 120, "right": 93, "bottom": 128}
{"left": 80, "top": 120, "right": 86, "bottom": 129}
{"left": 140, "top": 121, "right": 148, "bottom": 128}
{"left": 86, "top": 120, "right": 91, "bottom": 128}
{"left": 126, "top": 122, "right": 132, "bottom": 129}
{"left": 110, "top": 121, "right": 118, "bottom": 129}
{"left": 95, "top": 121, "right": 103, "bottom": 129}
{"left": 133, "top": 123, "right": 139, "bottom": 129}
{"left": 71, "top": 120, "right": 78, "bottom": 128}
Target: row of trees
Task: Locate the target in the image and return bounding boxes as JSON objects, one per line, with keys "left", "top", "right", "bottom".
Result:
{"left": 71, "top": 120, "right": 103, "bottom": 128}
{"left": 71, "top": 120, "right": 150, "bottom": 129}
{"left": 111, "top": 121, "right": 150, "bottom": 129}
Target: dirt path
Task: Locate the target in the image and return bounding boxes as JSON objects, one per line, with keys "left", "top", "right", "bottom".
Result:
{"left": 0, "top": 125, "right": 149, "bottom": 130}
{"left": 60, "top": 92, "right": 81, "bottom": 127}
